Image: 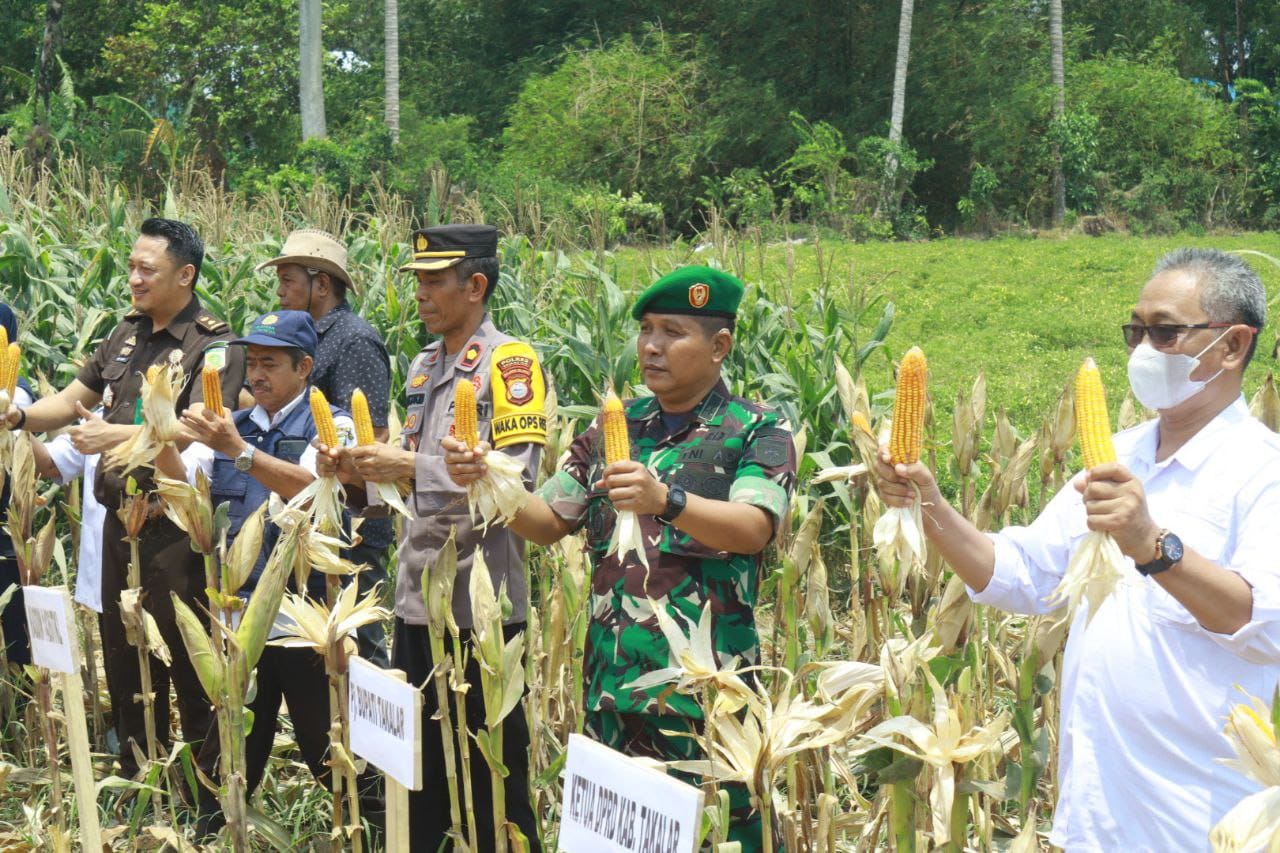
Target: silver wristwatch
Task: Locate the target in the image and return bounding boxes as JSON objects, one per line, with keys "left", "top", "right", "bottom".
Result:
{"left": 234, "top": 445, "right": 257, "bottom": 473}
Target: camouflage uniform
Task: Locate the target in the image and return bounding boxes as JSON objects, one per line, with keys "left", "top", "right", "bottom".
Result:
{"left": 540, "top": 378, "right": 796, "bottom": 851}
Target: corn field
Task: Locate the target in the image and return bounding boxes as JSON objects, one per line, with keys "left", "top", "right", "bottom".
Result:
{"left": 3, "top": 139, "right": 1280, "bottom": 851}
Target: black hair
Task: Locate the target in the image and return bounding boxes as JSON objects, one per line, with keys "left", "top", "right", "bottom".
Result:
{"left": 456, "top": 256, "right": 500, "bottom": 301}
{"left": 693, "top": 314, "right": 736, "bottom": 337}
{"left": 140, "top": 217, "right": 204, "bottom": 287}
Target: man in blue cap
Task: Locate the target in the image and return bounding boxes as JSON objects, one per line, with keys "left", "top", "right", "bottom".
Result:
{"left": 180, "top": 310, "right": 357, "bottom": 801}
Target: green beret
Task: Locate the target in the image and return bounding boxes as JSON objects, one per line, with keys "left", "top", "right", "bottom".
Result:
{"left": 630, "top": 266, "right": 745, "bottom": 320}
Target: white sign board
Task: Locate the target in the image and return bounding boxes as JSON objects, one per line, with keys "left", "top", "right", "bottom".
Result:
{"left": 559, "top": 733, "right": 705, "bottom": 853}
{"left": 348, "top": 656, "right": 422, "bottom": 790}
{"left": 23, "top": 585, "right": 79, "bottom": 674}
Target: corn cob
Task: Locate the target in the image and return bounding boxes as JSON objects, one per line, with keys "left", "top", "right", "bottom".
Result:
{"left": 0, "top": 326, "right": 9, "bottom": 383}
{"left": 602, "top": 391, "right": 629, "bottom": 465}
{"left": 851, "top": 410, "right": 874, "bottom": 437}
{"left": 146, "top": 364, "right": 161, "bottom": 383}
{"left": 351, "top": 388, "right": 376, "bottom": 446}
{"left": 1075, "top": 357, "right": 1116, "bottom": 470}
{"left": 454, "top": 380, "right": 479, "bottom": 449}
{"left": 3, "top": 343, "right": 20, "bottom": 398}
{"left": 201, "top": 365, "right": 224, "bottom": 417}
{"left": 888, "top": 346, "right": 927, "bottom": 465}
{"left": 310, "top": 387, "right": 339, "bottom": 448}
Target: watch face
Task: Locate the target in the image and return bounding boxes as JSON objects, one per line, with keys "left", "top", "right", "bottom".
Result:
{"left": 1162, "top": 533, "right": 1183, "bottom": 564}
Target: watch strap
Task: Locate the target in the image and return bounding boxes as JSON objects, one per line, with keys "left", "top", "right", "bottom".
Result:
{"left": 1135, "top": 529, "right": 1173, "bottom": 576}
{"left": 659, "top": 484, "right": 686, "bottom": 523}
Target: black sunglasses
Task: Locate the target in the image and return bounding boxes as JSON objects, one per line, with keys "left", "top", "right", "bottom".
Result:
{"left": 1120, "top": 322, "right": 1255, "bottom": 348}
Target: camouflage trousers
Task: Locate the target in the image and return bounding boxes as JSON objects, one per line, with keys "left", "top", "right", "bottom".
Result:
{"left": 586, "top": 709, "right": 768, "bottom": 853}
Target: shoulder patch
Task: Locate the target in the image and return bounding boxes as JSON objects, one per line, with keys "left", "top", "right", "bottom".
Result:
{"left": 196, "top": 313, "right": 229, "bottom": 334}
{"left": 490, "top": 341, "right": 547, "bottom": 449}
{"left": 203, "top": 341, "right": 229, "bottom": 372}
{"left": 753, "top": 429, "right": 793, "bottom": 467}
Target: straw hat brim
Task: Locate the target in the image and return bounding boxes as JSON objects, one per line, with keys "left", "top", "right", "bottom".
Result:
{"left": 256, "top": 255, "right": 355, "bottom": 292}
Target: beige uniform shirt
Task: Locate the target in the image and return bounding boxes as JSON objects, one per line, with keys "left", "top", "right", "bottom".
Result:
{"left": 394, "top": 315, "right": 544, "bottom": 629}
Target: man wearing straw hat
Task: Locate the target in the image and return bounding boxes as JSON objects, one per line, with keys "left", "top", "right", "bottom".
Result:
{"left": 258, "top": 228, "right": 393, "bottom": 666}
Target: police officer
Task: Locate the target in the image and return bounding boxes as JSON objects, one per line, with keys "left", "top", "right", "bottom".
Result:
{"left": 179, "top": 310, "right": 356, "bottom": 800}
{"left": 319, "top": 224, "right": 545, "bottom": 851}
{"left": 6, "top": 218, "right": 246, "bottom": 791}
{"left": 445, "top": 266, "right": 797, "bottom": 852}
{"left": 258, "top": 229, "right": 393, "bottom": 665}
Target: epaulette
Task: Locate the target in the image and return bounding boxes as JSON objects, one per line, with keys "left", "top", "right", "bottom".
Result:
{"left": 196, "top": 313, "right": 229, "bottom": 334}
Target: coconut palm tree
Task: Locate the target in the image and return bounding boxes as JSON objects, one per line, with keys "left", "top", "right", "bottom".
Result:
{"left": 1050, "top": 0, "right": 1066, "bottom": 226}
{"left": 300, "top": 0, "right": 326, "bottom": 140}
{"left": 385, "top": 0, "right": 400, "bottom": 145}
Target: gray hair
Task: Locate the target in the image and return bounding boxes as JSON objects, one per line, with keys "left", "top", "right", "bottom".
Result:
{"left": 1153, "top": 248, "right": 1266, "bottom": 362}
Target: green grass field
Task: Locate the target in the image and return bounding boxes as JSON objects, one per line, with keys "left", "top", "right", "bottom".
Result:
{"left": 615, "top": 232, "right": 1280, "bottom": 434}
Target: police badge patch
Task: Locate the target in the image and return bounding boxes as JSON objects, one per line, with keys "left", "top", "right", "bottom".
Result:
{"left": 497, "top": 354, "right": 534, "bottom": 405}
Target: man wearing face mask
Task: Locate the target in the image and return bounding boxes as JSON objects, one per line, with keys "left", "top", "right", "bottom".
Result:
{"left": 876, "top": 248, "right": 1280, "bottom": 850}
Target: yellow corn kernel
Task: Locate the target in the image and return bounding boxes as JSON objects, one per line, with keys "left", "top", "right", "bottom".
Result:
{"left": 601, "top": 391, "right": 629, "bottom": 465}
{"left": 888, "top": 346, "right": 927, "bottom": 465}
{"left": 310, "top": 387, "right": 338, "bottom": 448}
{"left": 4, "top": 343, "right": 20, "bottom": 397}
{"left": 351, "top": 388, "right": 376, "bottom": 446}
{"left": 454, "top": 380, "right": 479, "bottom": 449}
{"left": 201, "top": 365, "right": 223, "bottom": 417}
{"left": 1075, "top": 357, "right": 1116, "bottom": 470}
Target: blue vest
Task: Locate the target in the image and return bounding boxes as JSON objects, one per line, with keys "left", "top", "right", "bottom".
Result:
{"left": 210, "top": 391, "right": 348, "bottom": 599}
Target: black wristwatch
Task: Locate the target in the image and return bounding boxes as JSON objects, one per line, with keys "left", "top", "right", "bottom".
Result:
{"left": 659, "top": 484, "right": 687, "bottom": 523}
{"left": 1136, "top": 529, "right": 1183, "bottom": 576}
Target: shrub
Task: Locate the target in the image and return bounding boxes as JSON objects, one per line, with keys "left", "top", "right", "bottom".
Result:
{"left": 499, "top": 30, "right": 716, "bottom": 226}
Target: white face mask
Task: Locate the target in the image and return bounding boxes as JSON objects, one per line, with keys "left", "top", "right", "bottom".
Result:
{"left": 1126, "top": 328, "right": 1232, "bottom": 410}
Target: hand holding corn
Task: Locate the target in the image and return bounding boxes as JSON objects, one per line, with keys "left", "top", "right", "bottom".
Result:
{"left": 871, "top": 347, "right": 931, "bottom": 593}
{"left": 179, "top": 404, "right": 245, "bottom": 458}
{"left": 452, "top": 379, "right": 531, "bottom": 529}
{"left": 1072, "top": 460, "right": 1158, "bottom": 561}
{"left": 1047, "top": 357, "right": 1129, "bottom": 621}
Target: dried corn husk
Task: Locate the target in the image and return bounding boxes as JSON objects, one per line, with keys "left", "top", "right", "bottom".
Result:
{"left": 1211, "top": 695, "right": 1280, "bottom": 851}
{"left": 1045, "top": 529, "right": 1125, "bottom": 625}
{"left": 105, "top": 360, "right": 184, "bottom": 472}
{"left": 465, "top": 447, "right": 530, "bottom": 533}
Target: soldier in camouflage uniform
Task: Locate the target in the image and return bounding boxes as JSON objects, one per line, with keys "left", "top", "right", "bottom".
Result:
{"left": 445, "top": 266, "right": 796, "bottom": 851}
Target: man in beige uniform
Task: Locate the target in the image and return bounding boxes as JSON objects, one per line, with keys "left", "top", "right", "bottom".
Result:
{"left": 321, "top": 224, "right": 545, "bottom": 851}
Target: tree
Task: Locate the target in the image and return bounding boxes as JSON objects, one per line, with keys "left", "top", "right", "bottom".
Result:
{"left": 299, "top": 0, "right": 326, "bottom": 140}
{"left": 1050, "top": 0, "right": 1066, "bottom": 226}
{"left": 385, "top": 0, "right": 399, "bottom": 144}
{"left": 882, "top": 0, "right": 914, "bottom": 214}
{"left": 32, "top": 0, "right": 65, "bottom": 162}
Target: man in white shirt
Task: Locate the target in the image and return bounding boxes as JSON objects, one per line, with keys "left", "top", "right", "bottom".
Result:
{"left": 876, "top": 248, "right": 1280, "bottom": 851}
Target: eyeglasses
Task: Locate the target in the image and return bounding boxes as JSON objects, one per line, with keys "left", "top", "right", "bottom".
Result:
{"left": 1120, "top": 322, "right": 1255, "bottom": 348}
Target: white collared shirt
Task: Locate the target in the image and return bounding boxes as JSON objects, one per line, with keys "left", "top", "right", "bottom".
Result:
{"left": 971, "top": 397, "right": 1280, "bottom": 851}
